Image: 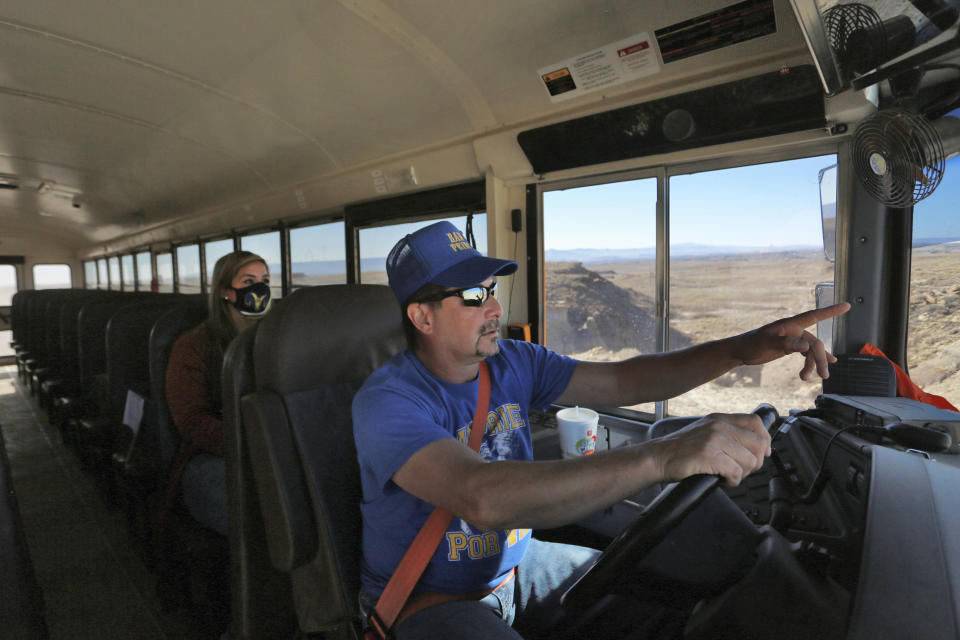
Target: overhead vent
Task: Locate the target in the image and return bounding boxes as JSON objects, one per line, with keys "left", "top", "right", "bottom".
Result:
{"left": 517, "top": 65, "right": 825, "bottom": 175}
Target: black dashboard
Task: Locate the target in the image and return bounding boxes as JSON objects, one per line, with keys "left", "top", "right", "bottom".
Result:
{"left": 534, "top": 397, "right": 960, "bottom": 639}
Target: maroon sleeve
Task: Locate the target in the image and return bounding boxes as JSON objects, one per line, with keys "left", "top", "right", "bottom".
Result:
{"left": 165, "top": 325, "right": 225, "bottom": 457}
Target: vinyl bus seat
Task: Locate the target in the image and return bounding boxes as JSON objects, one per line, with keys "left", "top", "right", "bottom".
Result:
{"left": 147, "top": 299, "right": 230, "bottom": 632}
{"left": 21, "top": 289, "right": 73, "bottom": 395}
{"left": 38, "top": 290, "right": 116, "bottom": 411}
{"left": 47, "top": 291, "right": 119, "bottom": 434}
{"left": 223, "top": 322, "right": 296, "bottom": 639}
{"left": 239, "top": 284, "right": 404, "bottom": 638}
{"left": 32, "top": 290, "right": 87, "bottom": 406}
{"left": 102, "top": 296, "right": 204, "bottom": 509}
{"left": 12, "top": 289, "right": 42, "bottom": 384}
{"left": 68, "top": 295, "right": 162, "bottom": 460}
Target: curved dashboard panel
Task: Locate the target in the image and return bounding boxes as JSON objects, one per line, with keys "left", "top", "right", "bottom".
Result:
{"left": 847, "top": 446, "right": 960, "bottom": 640}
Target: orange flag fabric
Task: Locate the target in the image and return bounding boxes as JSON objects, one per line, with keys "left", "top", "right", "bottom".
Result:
{"left": 860, "top": 343, "right": 958, "bottom": 412}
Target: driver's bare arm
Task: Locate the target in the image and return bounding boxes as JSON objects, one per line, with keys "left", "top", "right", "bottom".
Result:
{"left": 391, "top": 413, "right": 771, "bottom": 531}
{"left": 556, "top": 302, "right": 851, "bottom": 407}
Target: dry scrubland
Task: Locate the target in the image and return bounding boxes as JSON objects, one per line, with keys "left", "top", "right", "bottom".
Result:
{"left": 906, "top": 243, "right": 960, "bottom": 403}
{"left": 548, "top": 247, "right": 960, "bottom": 416}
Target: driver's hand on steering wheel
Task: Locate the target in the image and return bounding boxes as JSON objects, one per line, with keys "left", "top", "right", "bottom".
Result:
{"left": 651, "top": 413, "right": 772, "bottom": 487}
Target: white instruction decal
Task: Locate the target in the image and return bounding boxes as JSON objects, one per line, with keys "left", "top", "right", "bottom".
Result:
{"left": 538, "top": 33, "right": 660, "bottom": 103}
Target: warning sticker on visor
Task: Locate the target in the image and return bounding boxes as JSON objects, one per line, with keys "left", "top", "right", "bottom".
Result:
{"left": 537, "top": 32, "right": 660, "bottom": 103}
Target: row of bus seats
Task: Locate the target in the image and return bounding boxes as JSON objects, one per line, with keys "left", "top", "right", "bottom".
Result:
{"left": 12, "top": 284, "right": 405, "bottom": 639}
{"left": 9, "top": 288, "right": 233, "bottom": 634}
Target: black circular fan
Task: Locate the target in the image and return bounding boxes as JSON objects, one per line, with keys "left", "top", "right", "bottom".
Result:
{"left": 824, "top": 3, "right": 915, "bottom": 77}
{"left": 852, "top": 109, "right": 944, "bottom": 207}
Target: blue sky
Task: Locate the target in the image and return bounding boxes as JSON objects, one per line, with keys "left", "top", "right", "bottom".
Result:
{"left": 545, "top": 155, "right": 834, "bottom": 250}
{"left": 914, "top": 154, "right": 960, "bottom": 238}
{"left": 543, "top": 153, "right": 960, "bottom": 250}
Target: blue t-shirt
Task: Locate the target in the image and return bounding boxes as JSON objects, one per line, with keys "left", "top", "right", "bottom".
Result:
{"left": 353, "top": 339, "right": 577, "bottom": 596}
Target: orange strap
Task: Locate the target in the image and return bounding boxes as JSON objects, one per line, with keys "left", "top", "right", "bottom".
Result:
{"left": 366, "top": 360, "right": 491, "bottom": 640}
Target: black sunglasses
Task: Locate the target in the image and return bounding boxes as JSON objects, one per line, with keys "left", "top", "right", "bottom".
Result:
{"left": 424, "top": 282, "right": 497, "bottom": 307}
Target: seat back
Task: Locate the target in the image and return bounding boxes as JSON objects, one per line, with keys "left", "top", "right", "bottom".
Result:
{"left": 25, "top": 289, "right": 73, "bottom": 367}
{"left": 240, "top": 284, "right": 404, "bottom": 636}
{"left": 106, "top": 296, "right": 204, "bottom": 458}
{"left": 74, "top": 294, "right": 168, "bottom": 419}
{"left": 58, "top": 291, "right": 117, "bottom": 387}
{"left": 10, "top": 289, "right": 33, "bottom": 349}
{"left": 38, "top": 290, "right": 77, "bottom": 374}
{"left": 146, "top": 299, "right": 209, "bottom": 482}
{"left": 223, "top": 323, "right": 296, "bottom": 639}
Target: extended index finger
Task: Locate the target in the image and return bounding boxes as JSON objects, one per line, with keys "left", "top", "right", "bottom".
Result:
{"left": 785, "top": 302, "right": 851, "bottom": 329}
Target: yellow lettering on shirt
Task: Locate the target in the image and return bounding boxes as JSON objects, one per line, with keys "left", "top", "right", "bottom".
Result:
{"left": 506, "top": 528, "right": 531, "bottom": 547}
{"left": 447, "top": 533, "right": 468, "bottom": 561}
{"left": 445, "top": 530, "right": 508, "bottom": 561}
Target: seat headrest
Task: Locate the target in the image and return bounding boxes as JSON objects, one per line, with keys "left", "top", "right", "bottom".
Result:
{"left": 253, "top": 285, "right": 404, "bottom": 395}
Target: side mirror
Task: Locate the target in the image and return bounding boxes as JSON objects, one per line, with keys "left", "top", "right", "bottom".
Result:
{"left": 819, "top": 164, "right": 837, "bottom": 263}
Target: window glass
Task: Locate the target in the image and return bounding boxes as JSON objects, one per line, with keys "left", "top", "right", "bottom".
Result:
{"left": 204, "top": 238, "right": 235, "bottom": 283}
{"left": 97, "top": 259, "right": 108, "bottom": 290}
{"left": 121, "top": 254, "right": 135, "bottom": 290}
{"left": 136, "top": 251, "right": 152, "bottom": 291}
{"left": 84, "top": 261, "right": 97, "bottom": 289}
{"left": 33, "top": 263, "right": 72, "bottom": 290}
{"left": 240, "top": 231, "right": 281, "bottom": 300}
{"left": 667, "top": 155, "right": 835, "bottom": 416}
{"left": 176, "top": 244, "right": 201, "bottom": 294}
{"left": 359, "top": 214, "right": 487, "bottom": 285}
{"left": 0, "top": 265, "right": 16, "bottom": 306}
{"left": 0, "top": 265, "right": 14, "bottom": 359}
{"left": 291, "top": 221, "right": 346, "bottom": 288}
{"left": 543, "top": 180, "right": 658, "bottom": 416}
{"left": 156, "top": 252, "right": 174, "bottom": 293}
{"left": 909, "top": 154, "right": 960, "bottom": 405}
{"left": 108, "top": 257, "right": 121, "bottom": 290}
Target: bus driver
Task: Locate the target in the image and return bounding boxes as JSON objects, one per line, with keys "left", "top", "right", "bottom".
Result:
{"left": 353, "top": 221, "right": 850, "bottom": 640}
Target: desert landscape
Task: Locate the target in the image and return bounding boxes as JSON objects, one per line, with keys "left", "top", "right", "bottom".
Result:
{"left": 546, "top": 244, "right": 960, "bottom": 417}
{"left": 3, "top": 244, "right": 957, "bottom": 414}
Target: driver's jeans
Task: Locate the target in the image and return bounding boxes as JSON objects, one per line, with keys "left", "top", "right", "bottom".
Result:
{"left": 359, "top": 538, "right": 600, "bottom": 639}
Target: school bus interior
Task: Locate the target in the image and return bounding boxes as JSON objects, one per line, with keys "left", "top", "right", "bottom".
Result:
{"left": 2, "top": 0, "right": 960, "bottom": 638}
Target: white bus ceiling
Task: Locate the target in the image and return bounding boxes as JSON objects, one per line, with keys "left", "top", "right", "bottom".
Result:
{"left": 0, "top": 0, "right": 826, "bottom": 257}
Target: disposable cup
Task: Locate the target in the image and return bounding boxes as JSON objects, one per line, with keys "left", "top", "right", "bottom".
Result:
{"left": 556, "top": 407, "right": 599, "bottom": 458}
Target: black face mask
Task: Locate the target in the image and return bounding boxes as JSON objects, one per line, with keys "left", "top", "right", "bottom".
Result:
{"left": 227, "top": 281, "right": 272, "bottom": 317}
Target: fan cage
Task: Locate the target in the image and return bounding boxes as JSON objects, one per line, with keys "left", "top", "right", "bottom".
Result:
{"left": 824, "top": 3, "right": 886, "bottom": 76}
{"left": 852, "top": 109, "right": 945, "bottom": 207}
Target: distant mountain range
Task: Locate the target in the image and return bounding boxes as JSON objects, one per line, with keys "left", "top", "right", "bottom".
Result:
{"left": 286, "top": 237, "right": 960, "bottom": 275}
{"left": 544, "top": 244, "right": 820, "bottom": 263}
{"left": 290, "top": 257, "right": 384, "bottom": 276}
{"left": 914, "top": 237, "right": 960, "bottom": 248}
{"left": 545, "top": 237, "right": 960, "bottom": 263}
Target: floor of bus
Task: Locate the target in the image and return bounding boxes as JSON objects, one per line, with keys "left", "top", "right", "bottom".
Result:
{"left": 0, "top": 364, "right": 209, "bottom": 640}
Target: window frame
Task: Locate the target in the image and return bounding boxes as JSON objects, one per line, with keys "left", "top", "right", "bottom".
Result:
{"left": 532, "top": 141, "right": 840, "bottom": 420}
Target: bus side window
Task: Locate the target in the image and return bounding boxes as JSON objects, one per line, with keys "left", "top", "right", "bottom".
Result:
{"left": 908, "top": 154, "right": 960, "bottom": 404}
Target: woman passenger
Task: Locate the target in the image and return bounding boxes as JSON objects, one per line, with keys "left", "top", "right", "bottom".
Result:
{"left": 165, "top": 250, "right": 272, "bottom": 535}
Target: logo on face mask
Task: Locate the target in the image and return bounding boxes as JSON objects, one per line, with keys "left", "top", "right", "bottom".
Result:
{"left": 229, "top": 281, "right": 272, "bottom": 317}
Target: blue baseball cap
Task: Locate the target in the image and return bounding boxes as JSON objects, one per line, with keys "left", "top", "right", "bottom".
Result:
{"left": 386, "top": 221, "right": 518, "bottom": 304}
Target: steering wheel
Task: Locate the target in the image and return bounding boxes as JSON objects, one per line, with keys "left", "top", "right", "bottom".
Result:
{"left": 561, "top": 404, "right": 779, "bottom": 613}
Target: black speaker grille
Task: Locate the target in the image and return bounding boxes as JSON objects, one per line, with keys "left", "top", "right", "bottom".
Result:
{"left": 517, "top": 65, "right": 825, "bottom": 175}
{"left": 823, "top": 354, "right": 897, "bottom": 397}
